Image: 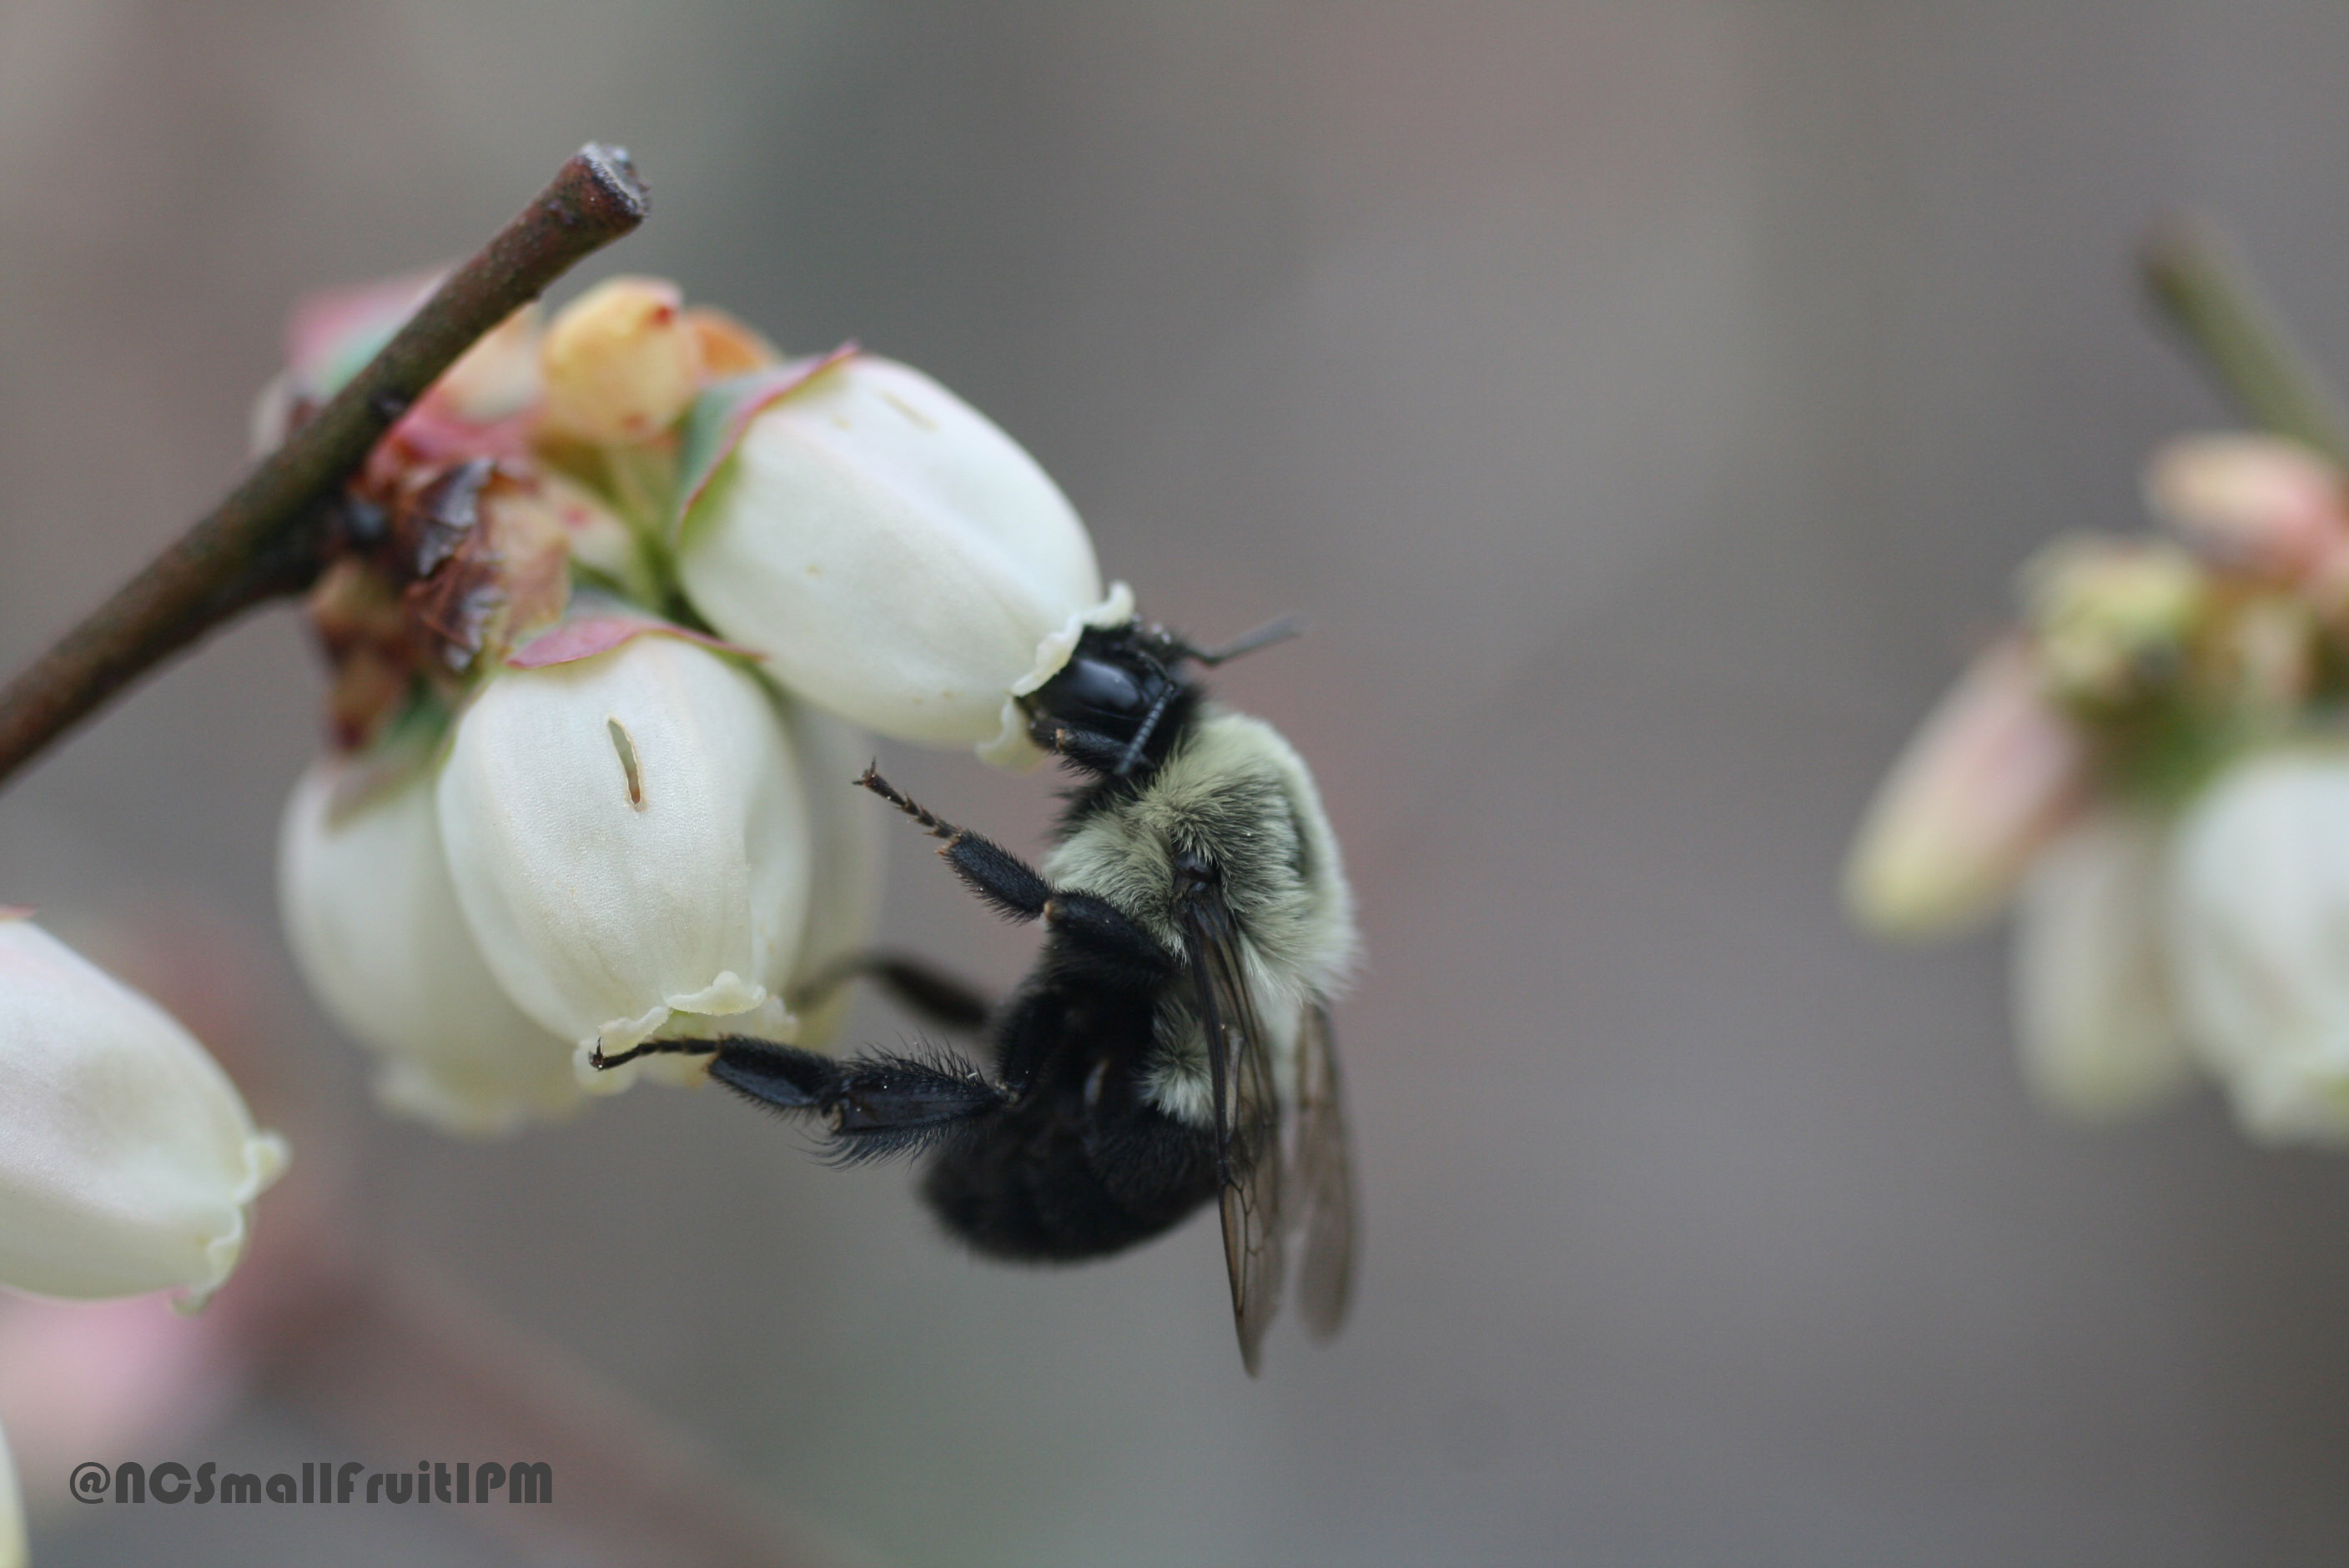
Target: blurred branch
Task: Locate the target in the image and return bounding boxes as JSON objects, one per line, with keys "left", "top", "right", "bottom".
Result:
{"left": 234, "top": 1237, "right": 857, "bottom": 1568}
{"left": 2141, "top": 214, "right": 2349, "bottom": 468}
{"left": 0, "top": 143, "right": 649, "bottom": 791}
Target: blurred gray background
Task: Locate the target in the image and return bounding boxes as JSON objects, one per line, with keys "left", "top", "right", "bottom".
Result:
{"left": 7, "top": 2, "right": 2349, "bottom": 1564}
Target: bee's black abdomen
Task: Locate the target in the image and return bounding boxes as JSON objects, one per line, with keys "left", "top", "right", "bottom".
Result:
{"left": 922, "top": 1099, "right": 1219, "bottom": 1260}
{"left": 919, "top": 982, "right": 1219, "bottom": 1260}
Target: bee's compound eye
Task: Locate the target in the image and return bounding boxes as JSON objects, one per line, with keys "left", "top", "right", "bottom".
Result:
{"left": 1044, "top": 654, "right": 1149, "bottom": 720}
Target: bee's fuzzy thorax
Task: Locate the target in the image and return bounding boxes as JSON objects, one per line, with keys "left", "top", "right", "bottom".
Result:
{"left": 1044, "top": 705, "right": 1357, "bottom": 1128}
{"left": 1044, "top": 706, "right": 1356, "bottom": 998}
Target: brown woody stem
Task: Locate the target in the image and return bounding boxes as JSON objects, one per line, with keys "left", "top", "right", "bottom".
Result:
{"left": 0, "top": 143, "right": 649, "bottom": 789}
{"left": 2141, "top": 214, "right": 2349, "bottom": 468}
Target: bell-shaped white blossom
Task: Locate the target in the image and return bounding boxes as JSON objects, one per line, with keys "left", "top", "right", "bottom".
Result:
{"left": 777, "top": 700, "right": 887, "bottom": 1051}
{"left": 435, "top": 631, "right": 813, "bottom": 1085}
{"left": 279, "top": 749, "right": 584, "bottom": 1136}
{"left": 2009, "top": 811, "right": 2195, "bottom": 1118}
{"left": 0, "top": 913, "right": 287, "bottom": 1306}
{"left": 676, "top": 354, "right": 1130, "bottom": 766}
{"left": 2167, "top": 746, "right": 2349, "bottom": 1143}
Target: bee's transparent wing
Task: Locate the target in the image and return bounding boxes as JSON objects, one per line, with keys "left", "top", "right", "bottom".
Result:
{"left": 1291, "top": 1000, "right": 1356, "bottom": 1341}
{"left": 1180, "top": 887, "right": 1285, "bottom": 1376}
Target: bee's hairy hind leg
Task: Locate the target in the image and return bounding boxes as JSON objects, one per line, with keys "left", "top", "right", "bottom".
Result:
{"left": 706, "top": 1037, "right": 1012, "bottom": 1156}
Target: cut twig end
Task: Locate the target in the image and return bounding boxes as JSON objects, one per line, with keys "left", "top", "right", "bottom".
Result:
{"left": 565, "top": 143, "right": 651, "bottom": 230}
{"left": 0, "top": 143, "right": 654, "bottom": 792}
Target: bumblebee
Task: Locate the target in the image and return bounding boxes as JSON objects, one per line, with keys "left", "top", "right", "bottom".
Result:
{"left": 597, "top": 618, "right": 1357, "bottom": 1372}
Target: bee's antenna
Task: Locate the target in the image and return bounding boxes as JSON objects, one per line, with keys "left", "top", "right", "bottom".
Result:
{"left": 1112, "top": 686, "right": 1177, "bottom": 777}
{"left": 1180, "top": 614, "right": 1305, "bottom": 666}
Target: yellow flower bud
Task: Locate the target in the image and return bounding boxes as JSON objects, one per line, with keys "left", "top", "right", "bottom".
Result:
{"left": 540, "top": 276, "right": 701, "bottom": 445}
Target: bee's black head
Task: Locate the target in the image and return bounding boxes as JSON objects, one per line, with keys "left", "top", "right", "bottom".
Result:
{"left": 1021, "top": 614, "right": 1303, "bottom": 779}
{"left": 1022, "top": 621, "right": 1192, "bottom": 778}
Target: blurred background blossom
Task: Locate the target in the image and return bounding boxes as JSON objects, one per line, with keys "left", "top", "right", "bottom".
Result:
{"left": 1847, "top": 428, "right": 2349, "bottom": 1139}
{"left": 14, "top": 3, "right": 2349, "bottom": 1565}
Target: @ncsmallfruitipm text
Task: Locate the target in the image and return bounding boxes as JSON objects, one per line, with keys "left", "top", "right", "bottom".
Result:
{"left": 72, "top": 1460, "right": 551, "bottom": 1505}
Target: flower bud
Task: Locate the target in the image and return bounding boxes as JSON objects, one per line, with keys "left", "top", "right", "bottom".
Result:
{"left": 2145, "top": 434, "right": 2348, "bottom": 580}
{"left": 435, "top": 628, "right": 813, "bottom": 1078}
{"left": 675, "top": 354, "right": 1128, "bottom": 765}
{"left": 1844, "top": 640, "right": 2091, "bottom": 938}
{"left": 2022, "top": 536, "right": 2206, "bottom": 711}
{"left": 433, "top": 302, "right": 545, "bottom": 424}
{"left": 539, "top": 276, "right": 700, "bottom": 445}
{"left": 684, "top": 305, "right": 780, "bottom": 380}
{"left": 279, "top": 749, "right": 584, "bottom": 1136}
{"left": 2009, "top": 812, "right": 2193, "bottom": 1118}
{"left": 514, "top": 470, "right": 660, "bottom": 606}
{"left": 2167, "top": 746, "right": 2349, "bottom": 1143}
{"left": 0, "top": 914, "right": 287, "bottom": 1305}
{"left": 251, "top": 272, "right": 543, "bottom": 455}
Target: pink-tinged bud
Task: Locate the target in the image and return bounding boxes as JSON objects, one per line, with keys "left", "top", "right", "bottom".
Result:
{"left": 284, "top": 269, "right": 440, "bottom": 401}
{"left": 432, "top": 303, "right": 545, "bottom": 424}
{"left": 539, "top": 276, "right": 700, "bottom": 445}
{"left": 2009, "top": 812, "right": 2194, "bottom": 1118}
{"left": 2144, "top": 434, "right": 2349, "bottom": 580}
{"left": 1843, "top": 640, "right": 2092, "bottom": 938}
{"left": 684, "top": 306, "right": 782, "bottom": 380}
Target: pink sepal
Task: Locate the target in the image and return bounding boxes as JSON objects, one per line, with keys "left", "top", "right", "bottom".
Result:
{"left": 506, "top": 615, "right": 762, "bottom": 670}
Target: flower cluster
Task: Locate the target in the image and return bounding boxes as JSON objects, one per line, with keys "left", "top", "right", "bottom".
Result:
{"left": 1846, "top": 434, "right": 2349, "bottom": 1140}
{"left": 268, "top": 274, "right": 1126, "bottom": 1133}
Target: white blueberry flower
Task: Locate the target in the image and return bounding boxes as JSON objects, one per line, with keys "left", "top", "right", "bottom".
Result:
{"left": 2009, "top": 811, "right": 2195, "bottom": 1118}
{"left": 435, "top": 625, "right": 813, "bottom": 1086}
{"left": 2166, "top": 746, "right": 2349, "bottom": 1143}
{"left": 674, "top": 353, "right": 1130, "bottom": 766}
{"left": 278, "top": 746, "right": 585, "bottom": 1136}
{"left": 777, "top": 700, "right": 887, "bottom": 1052}
{"left": 0, "top": 913, "right": 288, "bottom": 1307}
{"left": 1843, "top": 640, "right": 2090, "bottom": 938}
